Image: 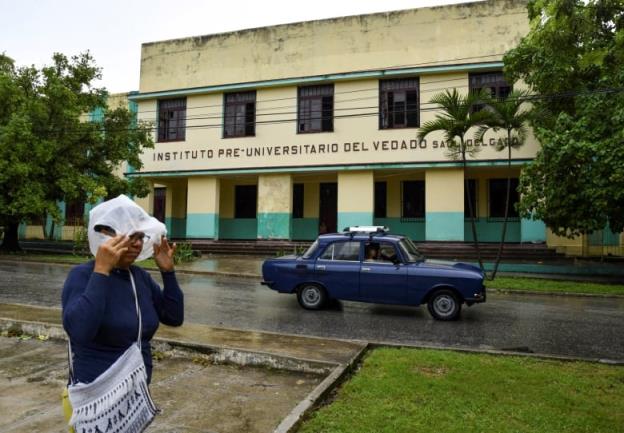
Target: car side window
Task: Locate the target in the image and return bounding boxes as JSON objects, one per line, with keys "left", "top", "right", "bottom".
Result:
{"left": 364, "top": 241, "right": 399, "bottom": 263}
{"left": 319, "top": 241, "right": 360, "bottom": 261}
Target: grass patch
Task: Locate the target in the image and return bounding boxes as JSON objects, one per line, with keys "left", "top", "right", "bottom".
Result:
{"left": 490, "top": 276, "right": 624, "bottom": 296}
{"left": 298, "top": 348, "right": 624, "bottom": 433}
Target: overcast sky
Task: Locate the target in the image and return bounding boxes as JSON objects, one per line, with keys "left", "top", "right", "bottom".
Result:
{"left": 2, "top": 0, "right": 481, "bottom": 93}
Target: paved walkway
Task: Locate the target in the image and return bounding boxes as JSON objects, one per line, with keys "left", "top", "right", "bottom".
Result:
{"left": 0, "top": 302, "right": 365, "bottom": 367}
{"left": 0, "top": 302, "right": 366, "bottom": 433}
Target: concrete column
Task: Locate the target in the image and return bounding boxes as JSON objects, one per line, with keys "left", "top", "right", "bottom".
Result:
{"left": 164, "top": 182, "right": 187, "bottom": 238}
{"left": 337, "top": 171, "right": 374, "bottom": 231}
{"left": 257, "top": 174, "right": 292, "bottom": 239}
{"left": 186, "top": 177, "right": 220, "bottom": 239}
{"left": 425, "top": 169, "right": 464, "bottom": 241}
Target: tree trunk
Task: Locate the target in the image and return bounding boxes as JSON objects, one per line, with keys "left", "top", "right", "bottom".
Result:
{"left": 491, "top": 132, "right": 512, "bottom": 280}
{"left": 462, "top": 142, "right": 485, "bottom": 273}
{"left": 42, "top": 213, "right": 48, "bottom": 239}
{"left": 0, "top": 221, "right": 22, "bottom": 252}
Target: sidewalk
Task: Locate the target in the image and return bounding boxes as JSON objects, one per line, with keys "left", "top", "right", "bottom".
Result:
{"left": 0, "top": 302, "right": 366, "bottom": 433}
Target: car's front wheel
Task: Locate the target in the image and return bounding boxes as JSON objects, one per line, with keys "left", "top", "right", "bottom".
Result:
{"left": 427, "top": 289, "right": 461, "bottom": 321}
{"left": 297, "top": 284, "right": 327, "bottom": 310}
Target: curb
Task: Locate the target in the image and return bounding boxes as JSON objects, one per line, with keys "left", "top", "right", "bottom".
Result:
{"left": 0, "top": 318, "right": 337, "bottom": 376}
{"left": 273, "top": 343, "right": 369, "bottom": 433}
{"left": 367, "top": 341, "right": 624, "bottom": 366}
{"left": 487, "top": 287, "right": 624, "bottom": 299}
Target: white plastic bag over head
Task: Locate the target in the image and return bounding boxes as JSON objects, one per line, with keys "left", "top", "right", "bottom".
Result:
{"left": 88, "top": 194, "right": 167, "bottom": 261}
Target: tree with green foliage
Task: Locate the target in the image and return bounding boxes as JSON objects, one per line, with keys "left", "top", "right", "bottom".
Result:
{"left": 504, "top": 0, "right": 624, "bottom": 238}
{"left": 0, "top": 52, "right": 154, "bottom": 252}
{"left": 476, "top": 90, "right": 533, "bottom": 279}
{"left": 417, "top": 89, "right": 494, "bottom": 272}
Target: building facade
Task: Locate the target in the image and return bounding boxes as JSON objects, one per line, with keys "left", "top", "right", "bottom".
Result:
{"left": 19, "top": 0, "right": 623, "bottom": 255}
{"left": 131, "top": 0, "right": 548, "bottom": 245}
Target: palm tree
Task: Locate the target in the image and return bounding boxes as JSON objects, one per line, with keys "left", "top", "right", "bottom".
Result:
{"left": 417, "top": 89, "right": 494, "bottom": 272}
{"left": 475, "top": 89, "right": 532, "bottom": 279}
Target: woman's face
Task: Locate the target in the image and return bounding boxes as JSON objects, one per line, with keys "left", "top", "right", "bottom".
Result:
{"left": 117, "top": 232, "right": 146, "bottom": 268}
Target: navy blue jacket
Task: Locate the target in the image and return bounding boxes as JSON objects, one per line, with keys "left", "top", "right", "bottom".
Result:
{"left": 62, "top": 261, "right": 184, "bottom": 384}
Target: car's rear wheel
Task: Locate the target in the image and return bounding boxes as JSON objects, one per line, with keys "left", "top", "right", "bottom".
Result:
{"left": 427, "top": 289, "right": 461, "bottom": 321}
{"left": 297, "top": 284, "right": 327, "bottom": 310}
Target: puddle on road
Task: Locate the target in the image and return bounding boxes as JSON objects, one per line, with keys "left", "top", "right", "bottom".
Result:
{"left": 0, "top": 336, "right": 324, "bottom": 433}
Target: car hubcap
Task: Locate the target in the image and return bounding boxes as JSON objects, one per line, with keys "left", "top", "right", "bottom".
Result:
{"left": 434, "top": 295, "right": 455, "bottom": 316}
{"left": 303, "top": 287, "right": 320, "bottom": 305}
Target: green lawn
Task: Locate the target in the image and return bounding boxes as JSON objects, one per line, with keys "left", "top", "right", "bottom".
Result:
{"left": 490, "top": 276, "right": 624, "bottom": 296}
{"left": 298, "top": 348, "right": 624, "bottom": 433}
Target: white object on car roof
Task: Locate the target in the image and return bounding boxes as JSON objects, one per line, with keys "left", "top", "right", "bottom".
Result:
{"left": 344, "top": 226, "right": 389, "bottom": 233}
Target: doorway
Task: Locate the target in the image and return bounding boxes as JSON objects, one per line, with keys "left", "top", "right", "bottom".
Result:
{"left": 153, "top": 187, "right": 166, "bottom": 223}
{"left": 319, "top": 182, "right": 337, "bottom": 234}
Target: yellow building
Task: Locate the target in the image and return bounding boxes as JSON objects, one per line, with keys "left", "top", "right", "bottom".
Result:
{"left": 130, "top": 0, "right": 545, "bottom": 245}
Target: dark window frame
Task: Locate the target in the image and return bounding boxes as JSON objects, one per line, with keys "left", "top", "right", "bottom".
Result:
{"left": 234, "top": 185, "right": 258, "bottom": 219}
{"left": 297, "top": 84, "right": 334, "bottom": 134}
{"left": 401, "top": 180, "right": 425, "bottom": 221}
{"left": 469, "top": 72, "right": 512, "bottom": 112}
{"left": 223, "top": 91, "right": 256, "bottom": 138}
{"left": 379, "top": 78, "right": 420, "bottom": 130}
{"left": 157, "top": 98, "right": 186, "bottom": 142}
{"left": 65, "top": 200, "right": 85, "bottom": 226}
{"left": 293, "top": 183, "right": 304, "bottom": 219}
{"left": 374, "top": 181, "right": 387, "bottom": 218}
{"left": 318, "top": 240, "right": 361, "bottom": 261}
{"left": 488, "top": 178, "right": 520, "bottom": 219}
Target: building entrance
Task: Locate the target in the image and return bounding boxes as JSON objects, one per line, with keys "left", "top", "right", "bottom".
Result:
{"left": 153, "top": 187, "right": 166, "bottom": 223}
{"left": 319, "top": 182, "right": 337, "bottom": 234}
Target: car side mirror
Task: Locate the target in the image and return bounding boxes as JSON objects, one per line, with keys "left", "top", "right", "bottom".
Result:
{"left": 392, "top": 257, "right": 402, "bottom": 265}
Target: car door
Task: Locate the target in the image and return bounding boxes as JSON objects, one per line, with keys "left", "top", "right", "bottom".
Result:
{"left": 360, "top": 241, "right": 408, "bottom": 304}
{"left": 314, "top": 240, "right": 361, "bottom": 300}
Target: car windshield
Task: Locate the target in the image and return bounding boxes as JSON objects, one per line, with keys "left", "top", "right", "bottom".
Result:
{"left": 302, "top": 240, "right": 319, "bottom": 259}
{"left": 398, "top": 238, "right": 425, "bottom": 262}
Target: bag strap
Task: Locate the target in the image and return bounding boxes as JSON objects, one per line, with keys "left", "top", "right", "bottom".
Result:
{"left": 129, "top": 269, "right": 143, "bottom": 350}
{"left": 67, "top": 268, "right": 143, "bottom": 383}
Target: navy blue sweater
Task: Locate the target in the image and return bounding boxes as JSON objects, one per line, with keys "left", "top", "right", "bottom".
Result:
{"left": 62, "top": 261, "right": 184, "bottom": 384}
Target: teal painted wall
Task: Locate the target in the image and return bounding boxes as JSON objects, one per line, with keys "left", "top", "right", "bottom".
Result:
{"left": 292, "top": 218, "right": 319, "bottom": 240}
{"left": 588, "top": 223, "right": 621, "bottom": 246}
{"left": 219, "top": 218, "right": 258, "bottom": 239}
{"left": 338, "top": 212, "right": 373, "bottom": 232}
{"left": 257, "top": 213, "right": 291, "bottom": 239}
{"left": 426, "top": 212, "right": 464, "bottom": 241}
{"left": 186, "top": 213, "right": 219, "bottom": 238}
{"left": 521, "top": 218, "right": 546, "bottom": 243}
{"left": 165, "top": 217, "right": 187, "bottom": 238}
{"left": 89, "top": 106, "right": 105, "bottom": 123}
{"left": 374, "top": 218, "right": 426, "bottom": 241}
{"left": 18, "top": 222, "right": 27, "bottom": 238}
{"left": 464, "top": 219, "right": 521, "bottom": 242}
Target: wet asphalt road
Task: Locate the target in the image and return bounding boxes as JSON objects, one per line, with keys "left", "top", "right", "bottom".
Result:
{"left": 1, "top": 261, "right": 623, "bottom": 361}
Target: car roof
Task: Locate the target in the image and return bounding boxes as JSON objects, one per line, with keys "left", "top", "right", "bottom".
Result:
{"left": 317, "top": 233, "right": 405, "bottom": 243}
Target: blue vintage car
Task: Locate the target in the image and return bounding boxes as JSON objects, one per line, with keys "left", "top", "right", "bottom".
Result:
{"left": 261, "top": 227, "right": 486, "bottom": 320}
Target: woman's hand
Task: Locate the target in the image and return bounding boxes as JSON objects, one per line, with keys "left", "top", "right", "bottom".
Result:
{"left": 94, "top": 235, "right": 131, "bottom": 276}
{"left": 154, "top": 236, "right": 176, "bottom": 272}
